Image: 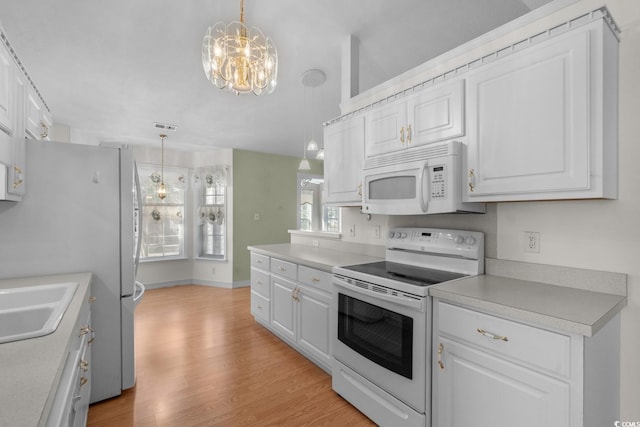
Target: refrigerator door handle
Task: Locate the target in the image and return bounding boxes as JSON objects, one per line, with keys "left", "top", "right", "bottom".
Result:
{"left": 134, "top": 161, "right": 143, "bottom": 276}
{"left": 134, "top": 281, "right": 145, "bottom": 306}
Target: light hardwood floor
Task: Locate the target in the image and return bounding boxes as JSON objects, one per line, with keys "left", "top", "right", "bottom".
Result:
{"left": 87, "top": 285, "right": 376, "bottom": 427}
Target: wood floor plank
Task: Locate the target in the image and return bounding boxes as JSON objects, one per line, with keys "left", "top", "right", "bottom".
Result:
{"left": 87, "top": 285, "right": 376, "bottom": 427}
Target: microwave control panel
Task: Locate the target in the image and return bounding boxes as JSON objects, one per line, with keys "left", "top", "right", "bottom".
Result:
{"left": 429, "top": 165, "right": 447, "bottom": 200}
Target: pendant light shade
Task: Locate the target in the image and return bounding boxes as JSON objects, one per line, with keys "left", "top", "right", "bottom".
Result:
{"left": 298, "top": 157, "right": 311, "bottom": 171}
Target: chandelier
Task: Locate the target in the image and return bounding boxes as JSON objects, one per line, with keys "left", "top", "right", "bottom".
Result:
{"left": 157, "top": 134, "right": 167, "bottom": 200}
{"left": 202, "top": 0, "right": 278, "bottom": 95}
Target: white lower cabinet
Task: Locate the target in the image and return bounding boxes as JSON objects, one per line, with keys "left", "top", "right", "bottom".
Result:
{"left": 297, "top": 282, "right": 331, "bottom": 368}
{"left": 46, "top": 294, "right": 93, "bottom": 427}
{"left": 432, "top": 300, "right": 619, "bottom": 427}
{"left": 270, "top": 275, "right": 297, "bottom": 342}
{"left": 250, "top": 252, "right": 332, "bottom": 372}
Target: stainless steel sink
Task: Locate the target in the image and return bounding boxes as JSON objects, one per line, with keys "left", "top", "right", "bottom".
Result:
{"left": 0, "top": 282, "right": 78, "bottom": 344}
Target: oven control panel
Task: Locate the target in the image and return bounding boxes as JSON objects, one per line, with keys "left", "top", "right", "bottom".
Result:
{"left": 386, "top": 227, "right": 484, "bottom": 260}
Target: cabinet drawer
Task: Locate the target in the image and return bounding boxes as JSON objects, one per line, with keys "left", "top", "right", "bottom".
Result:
{"left": 251, "top": 291, "right": 270, "bottom": 324}
{"left": 250, "top": 268, "right": 270, "bottom": 298}
{"left": 270, "top": 258, "right": 297, "bottom": 281}
{"left": 298, "top": 265, "right": 332, "bottom": 294}
{"left": 251, "top": 252, "right": 270, "bottom": 270}
{"left": 437, "top": 301, "right": 570, "bottom": 376}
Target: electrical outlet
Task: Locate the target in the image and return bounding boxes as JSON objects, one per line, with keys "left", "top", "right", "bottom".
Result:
{"left": 312, "top": 239, "right": 319, "bottom": 247}
{"left": 211, "top": 267, "right": 216, "bottom": 275}
{"left": 254, "top": 212, "right": 260, "bottom": 221}
{"left": 524, "top": 231, "right": 540, "bottom": 253}
{"left": 374, "top": 225, "right": 381, "bottom": 239}
{"left": 349, "top": 224, "right": 356, "bottom": 238}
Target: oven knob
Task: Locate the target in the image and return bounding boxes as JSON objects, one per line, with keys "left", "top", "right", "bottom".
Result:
{"left": 465, "top": 236, "right": 477, "bottom": 246}
{"left": 388, "top": 232, "right": 395, "bottom": 238}
{"left": 400, "top": 232, "right": 407, "bottom": 238}
{"left": 455, "top": 235, "right": 465, "bottom": 245}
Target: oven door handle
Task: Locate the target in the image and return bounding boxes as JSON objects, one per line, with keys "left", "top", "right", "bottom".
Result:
{"left": 334, "top": 276, "right": 425, "bottom": 311}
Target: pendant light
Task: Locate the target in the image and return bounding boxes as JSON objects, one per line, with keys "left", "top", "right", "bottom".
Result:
{"left": 157, "top": 134, "right": 167, "bottom": 200}
{"left": 301, "top": 69, "right": 325, "bottom": 153}
{"left": 315, "top": 82, "right": 326, "bottom": 160}
{"left": 202, "top": 0, "right": 278, "bottom": 95}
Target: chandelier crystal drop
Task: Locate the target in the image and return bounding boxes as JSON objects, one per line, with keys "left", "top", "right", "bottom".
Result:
{"left": 202, "top": 0, "right": 278, "bottom": 96}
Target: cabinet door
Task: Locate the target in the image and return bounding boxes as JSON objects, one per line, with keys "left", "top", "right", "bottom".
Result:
{"left": 298, "top": 284, "right": 331, "bottom": 369}
{"left": 365, "top": 99, "right": 407, "bottom": 158}
{"left": 25, "top": 86, "right": 44, "bottom": 140}
{"left": 323, "top": 115, "right": 364, "bottom": 205}
{"left": 8, "top": 72, "right": 27, "bottom": 197}
{"left": 433, "top": 337, "right": 570, "bottom": 427}
{"left": 0, "top": 42, "right": 13, "bottom": 136}
{"left": 270, "top": 276, "right": 297, "bottom": 342}
{"left": 407, "top": 79, "right": 464, "bottom": 148}
{"left": 465, "top": 26, "right": 595, "bottom": 201}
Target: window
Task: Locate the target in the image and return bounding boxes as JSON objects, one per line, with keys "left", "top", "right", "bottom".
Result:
{"left": 194, "top": 166, "right": 227, "bottom": 260}
{"left": 138, "top": 163, "right": 188, "bottom": 260}
{"left": 297, "top": 173, "right": 341, "bottom": 233}
{"left": 323, "top": 206, "right": 341, "bottom": 233}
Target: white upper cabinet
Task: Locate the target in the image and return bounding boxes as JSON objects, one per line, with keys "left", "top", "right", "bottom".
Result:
{"left": 0, "top": 27, "right": 52, "bottom": 200}
{"left": 365, "top": 80, "right": 464, "bottom": 159}
{"left": 464, "top": 18, "right": 618, "bottom": 201}
{"left": 26, "top": 84, "right": 51, "bottom": 140}
{"left": 323, "top": 115, "right": 364, "bottom": 206}
{"left": 0, "top": 40, "right": 13, "bottom": 137}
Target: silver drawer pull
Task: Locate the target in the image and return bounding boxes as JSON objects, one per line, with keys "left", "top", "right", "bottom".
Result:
{"left": 257, "top": 259, "right": 263, "bottom": 263}
{"left": 309, "top": 276, "right": 320, "bottom": 282}
{"left": 279, "top": 266, "right": 287, "bottom": 272}
{"left": 256, "top": 280, "right": 263, "bottom": 285}
{"left": 477, "top": 328, "right": 509, "bottom": 342}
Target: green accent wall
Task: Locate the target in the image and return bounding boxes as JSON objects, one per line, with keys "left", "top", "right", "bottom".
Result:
{"left": 232, "top": 149, "right": 323, "bottom": 282}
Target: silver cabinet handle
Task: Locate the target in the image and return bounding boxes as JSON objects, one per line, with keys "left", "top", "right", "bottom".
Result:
{"left": 477, "top": 328, "right": 509, "bottom": 342}
{"left": 437, "top": 343, "right": 445, "bottom": 370}
{"left": 309, "top": 276, "right": 320, "bottom": 282}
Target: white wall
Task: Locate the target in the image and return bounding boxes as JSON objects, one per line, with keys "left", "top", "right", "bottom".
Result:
{"left": 338, "top": 0, "right": 640, "bottom": 419}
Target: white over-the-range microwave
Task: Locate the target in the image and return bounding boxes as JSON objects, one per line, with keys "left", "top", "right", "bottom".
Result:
{"left": 362, "top": 140, "right": 485, "bottom": 215}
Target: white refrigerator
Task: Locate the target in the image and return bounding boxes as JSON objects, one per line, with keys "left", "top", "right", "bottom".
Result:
{"left": 0, "top": 139, "right": 144, "bottom": 403}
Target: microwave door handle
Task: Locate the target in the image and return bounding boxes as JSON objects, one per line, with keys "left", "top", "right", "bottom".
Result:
{"left": 419, "top": 163, "right": 429, "bottom": 213}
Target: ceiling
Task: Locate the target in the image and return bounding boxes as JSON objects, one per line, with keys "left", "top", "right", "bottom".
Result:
{"left": 0, "top": 0, "right": 551, "bottom": 157}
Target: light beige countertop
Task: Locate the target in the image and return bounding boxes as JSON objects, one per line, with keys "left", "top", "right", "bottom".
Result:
{"left": 0, "top": 272, "right": 92, "bottom": 427}
{"left": 248, "top": 243, "right": 383, "bottom": 272}
{"left": 430, "top": 259, "right": 627, "bottom": 337}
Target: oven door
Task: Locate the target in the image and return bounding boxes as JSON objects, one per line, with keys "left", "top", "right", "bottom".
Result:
{"left": 332, "top": 275, "right": 428, "bottom": 413}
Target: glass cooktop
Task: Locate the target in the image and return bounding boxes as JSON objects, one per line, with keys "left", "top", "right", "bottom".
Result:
{"left": 339, "top": 261, "right": 467, "bottom": 287}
